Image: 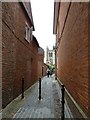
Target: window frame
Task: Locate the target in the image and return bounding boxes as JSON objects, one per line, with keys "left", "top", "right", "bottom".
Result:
{"left": 25, "top": 22, "right": 30, "bottom": 43}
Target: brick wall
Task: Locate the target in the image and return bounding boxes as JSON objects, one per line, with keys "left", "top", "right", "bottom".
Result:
{"left": 88, "top": 3, "right": 90, "bottom": 118}
{"left": 56, "top": 2, "right": 89, "bottom": 117}
{"left": 30, "top": 40, "right": 39, "bottom": 86}
{"left": 38, "top": 48, "right": 44, "bottom": 79}
{"left": 0, "top": 2, "right": 2, "bottom": 111}
{"left": 43, "top": 63, "right": 47, "bottom": 76}
{"left": 2, "top": 3, "right": 17, "bottom": 107}
{"left": 2, "top": 2, "right": 38, "bottom": 108}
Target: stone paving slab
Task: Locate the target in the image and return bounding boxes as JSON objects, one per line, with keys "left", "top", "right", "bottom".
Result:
{"left": 13, "top": 76, "right": 57, "bottom": 118}
{"left": 2, "top": 75, "right": 73, "bottom": 119}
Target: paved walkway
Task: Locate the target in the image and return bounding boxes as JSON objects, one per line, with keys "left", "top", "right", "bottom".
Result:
{"left": 2, "top": 75, "right": 73, "bottom": 119}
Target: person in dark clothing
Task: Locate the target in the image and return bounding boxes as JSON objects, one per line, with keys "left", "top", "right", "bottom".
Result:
{"left": 50, "top": 70, "right": 52, "bottom": 76}
{"left": 47, "top": 68, "right": 50, "bottom": 77}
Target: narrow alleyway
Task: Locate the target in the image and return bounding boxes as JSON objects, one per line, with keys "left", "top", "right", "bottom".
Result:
{"left": 13, "top": 75, "right": 60, "bottom": 118}
{"left": 1, "top": 2, "right": 89, "bottom": 119}
{"left": 2, "top": 75, "right": 74, "bottom": 119}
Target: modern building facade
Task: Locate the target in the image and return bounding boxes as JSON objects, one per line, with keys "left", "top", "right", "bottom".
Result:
{"left": 53, "top": 2, "right": 89, "bottom": 118}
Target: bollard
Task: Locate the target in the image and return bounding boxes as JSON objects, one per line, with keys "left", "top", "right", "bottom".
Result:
{"left": 42, "top": 66, "right": 43, "bottom": 77}
{"left": 61, "top": 85, "right": 65, "bottom": 120}
{"left": 21, "top": 77, "right": 24, "bottom": 99}
{"left": 39, "top": 78, "right": 41, "bottom": 100}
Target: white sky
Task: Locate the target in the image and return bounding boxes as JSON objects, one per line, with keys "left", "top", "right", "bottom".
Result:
{"left": 30, "top": 0, "right": 56, "bottom": 62}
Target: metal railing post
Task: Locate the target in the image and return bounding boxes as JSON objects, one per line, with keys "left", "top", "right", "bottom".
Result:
{"left": 61, "top": 85, "right": 65, "bottom": 120}
{"left": 39, "top": 78, "right": 41, "bottom": 100}
{"left": 21, "top": 77, "right": 24, "bottom": 99}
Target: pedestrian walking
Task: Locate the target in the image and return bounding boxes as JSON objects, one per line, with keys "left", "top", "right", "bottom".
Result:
{"left": 50, "top": 70, "right": 52, "bottom": 77}
{"left": 47, "top": 68, "right": 50, "bottom": 77}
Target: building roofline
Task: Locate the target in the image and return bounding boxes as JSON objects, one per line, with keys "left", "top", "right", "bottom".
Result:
{"left": 53, "top": 1, "right": 60, "bottom": 34}
{"left": 20, "top": 1, "right": 35, "bottom": 31}
{"left": 38, "top": 47, "right": 44, "bottom": 55}
{"left": 32, "top": 35, "right": 39, "bottom": 47}
{"left": 29, "top": 1, "right": 35, "bottom": 31}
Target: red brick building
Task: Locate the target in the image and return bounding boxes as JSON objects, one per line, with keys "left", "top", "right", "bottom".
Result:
{"left": 2, "top": 2, "right": 41, "bottom": 108}
{"left": 53, "top": 2, "right": 89, "bottom": 118}
{"left": 38, "top": 47, "right": 44, "bottom": 79}
{"left": 43, "top": 63, "right": 48, "bottom": 76}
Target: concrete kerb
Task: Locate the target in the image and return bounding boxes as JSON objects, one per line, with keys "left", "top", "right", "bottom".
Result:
{"left": 57, "top": 77, "right": 88, "bottom": 118}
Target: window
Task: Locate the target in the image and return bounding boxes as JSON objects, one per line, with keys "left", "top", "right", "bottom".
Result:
{"left": 25, "top": 22, "right": 30, "bottom": 43}
{"left": 49, "top": 53, "right": 53, "bottom": 57}
{"left": 25, "top": 22, "right": 33, "bottom": 42}
{"left": 30, "top": 26, "right": 33, "bottom": 41}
